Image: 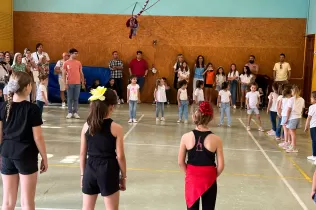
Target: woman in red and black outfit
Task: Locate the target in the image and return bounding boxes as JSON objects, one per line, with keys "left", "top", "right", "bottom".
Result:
{"left": 178, "top": 101, "right": 224, "bottom": 210}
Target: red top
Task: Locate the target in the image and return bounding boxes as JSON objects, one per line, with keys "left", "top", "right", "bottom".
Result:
{"left": 129, "top": 58, "right": 148, "bottom": 77}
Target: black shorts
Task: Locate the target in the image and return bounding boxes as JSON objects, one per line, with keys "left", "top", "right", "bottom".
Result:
{"left": 204, "top": 84, "right": 213, "bottom": 88}
{"left": 82, "top": 158, "right": 120, "bottom": 196}
{"left": 1, "top": 156, "right": 38, "bottom": 175}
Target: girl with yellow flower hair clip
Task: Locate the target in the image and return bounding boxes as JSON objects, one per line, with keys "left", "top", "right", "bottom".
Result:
{"left": 80, "top": 87, "right": 127, "bottom": 209}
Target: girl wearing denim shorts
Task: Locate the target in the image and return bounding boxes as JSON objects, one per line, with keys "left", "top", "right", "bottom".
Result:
{"left": 284, "top": 85, "right": 305, "bottom": 153}
{"left": 278, "top": 86, "right": 292, "bottom": 149}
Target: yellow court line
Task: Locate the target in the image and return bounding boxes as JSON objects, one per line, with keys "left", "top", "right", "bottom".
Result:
{"left": 48, "top": 164, "right": 305, "bottom": 181}
{"left": 251, "top": 119, "right": 312, "bottom": 183}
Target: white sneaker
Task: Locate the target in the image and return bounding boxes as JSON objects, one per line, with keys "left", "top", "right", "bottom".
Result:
{"left": 42, "top": 119, "right": 46, "bottom": 122}
{"left": 62, "top": 102, "right": 66, "bottom": 108}
{"left": 247, "top": 126, "right": 251, "bottom": 131}
{"left": 121, "top": 99, "right": 124, "bottom": 104}
{"left": 233, "top": 105, "right": 236, "bottom": 109}
{"left": 156, "top": 118, "right": 160, "bottom": 121}
{"left": 258, "top": 127, "right": 264, "bottom": 132}
{"left": 133, "top": 119, "right": 138, "bottom": 123}
{"left": 73, "top": 113, "right": 80, "bottom": 119}
{"left": 117, "top": 99, "right": 121, "bottom": 105}
{"left": 268, "top": 130, "right": 276, "bottom": 136}
{"left": 161, "top": 117, "right": 165, "bottom": 121}
{"left": 66, "top": 113, "right": 73, "bottom": 119}
{"left": 307, "top": 156, "right": 316, "bottom": 161}
{"left": 177, "top": 120, "right": 181, "bottom": 123}
{"left": 313, "top": 160, "right": 316, "bottom": 165}
{"left": 128, "top": 119, "right": 133, "bottom": 123}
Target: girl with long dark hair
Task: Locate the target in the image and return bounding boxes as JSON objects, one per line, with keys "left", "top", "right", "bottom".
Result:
{"left": 193, "top": 55, "right": 205, "bottom": 94}
{"left": 227, "top": 64, "right": 239, "bottom": 109}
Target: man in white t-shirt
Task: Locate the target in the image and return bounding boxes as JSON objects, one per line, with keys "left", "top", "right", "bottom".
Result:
{"left": 32, "top": 43, "right": 50, "bottom": 65}
{"left": 246, "top": 83, "right": 264, "bottom": 131}
{"left": 273, "top": 53, "right": 291, "bottom": 85}
{"left": 54, "top": 52, "right": 69, "bottom": 108}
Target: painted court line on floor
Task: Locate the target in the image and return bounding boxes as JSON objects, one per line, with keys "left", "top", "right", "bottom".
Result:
{"left": 124, "top": 114, "right": 144, "bottom": 139}
{"left": 238, "top": 118, "right": 308, "bottom": 210}
{"left": 251, "top": 119, "right": 312, "bottom": 183}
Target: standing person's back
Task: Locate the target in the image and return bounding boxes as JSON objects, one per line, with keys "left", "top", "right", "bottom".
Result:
{"left": 178, "top": 102, "right": 224, "bottom": 210}
{"left": 0, "top": 71, "right": 47, "bottom": 210}
{"left": 80, "top": 87, "right": 127, "bottom": 210}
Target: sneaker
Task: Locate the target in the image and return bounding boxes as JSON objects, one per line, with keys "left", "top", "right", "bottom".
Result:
{"left": 73, "top": 113, "right": 80, "bottom": 119}
{"left": 218, "top": 124, "right": 222, "bottom": 127}
{"left": 313, "top": 160, "right": 316, "bottom": 165}
{"left": 286, "top": 145, "right": 298, "bottom": 153}
{"left": 177, "top": 120, "right": 181, "bottom": 123}
{"left": 66, "top": 113, "right": 73, "bottom": 119}
{"left": 227, "top": 125, "right": 231, "bottom": 127}
{"left": 268, "top": 130, "right": 275, "bottom": 136}
{"left": 42, "top": 119, "right": 46, "bottom": 122}
{"left": 282, "top": 143, "right": 290, "bottom": 150}
{"left": 161, "top": 117, "right": 165, "bottom": 121}
{"left": 258, "top": 127, "right": 264, "bottom": 132}
{"left": 278, "top": 142, "right": 286, "bottom": 147}
{"left": 233, "top": 105, "right": 236, "bottom": 109}
{"left": 184, "top": 120, "right": 188, "bottom": 124}
{"left": 128, "top": 119, "right": 133, "bottom": 123}
{"left": 167, "top": 101, "right": 170, "bottom": 105}
{"left": 62, "top": 102, "right": 66, "bottom": 108}
{"left": 121, "top": 99, "right": 124, "bottom": 104}
{"left": 156, "top": 118, "right": 160, "bottom": 121}
{"left": 307, "top": 156, "right": 316, "bottom": 161}
{"left": 275, "top": 137, "right": 281, "bottom": 140}
{"left": 247, "top": 126, "right": 251, "bottom": 131}
{"left": 117, "top": 99, "right": 121, "bottom": 105}
{"left": 266, "top": 129, "right": 273, "bottom": 134}
{"left": 133, "top": 119, "right": 138, "bottom": 123}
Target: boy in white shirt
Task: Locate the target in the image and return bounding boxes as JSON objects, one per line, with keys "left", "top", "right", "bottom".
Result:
{"left": 246, "top": 83, "right": 264, "bottom": 131}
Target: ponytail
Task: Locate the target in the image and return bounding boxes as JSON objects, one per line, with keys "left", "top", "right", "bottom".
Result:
{"left": 5, "top": 92, "right": 14, "bottom": 121}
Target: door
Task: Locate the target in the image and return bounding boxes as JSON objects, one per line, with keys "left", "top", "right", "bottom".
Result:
{"left": 303, "top": 34, "right": 315, "bottom": 105}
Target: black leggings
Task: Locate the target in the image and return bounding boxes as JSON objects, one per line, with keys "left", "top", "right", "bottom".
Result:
{"left": 187, "top": 182, "right": 217, "bottom": 210}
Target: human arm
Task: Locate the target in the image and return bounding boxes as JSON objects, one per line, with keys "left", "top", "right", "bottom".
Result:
{"left": 267, "top": 94, "right": 272, "bottom": 113}
{"left": 288, "top": 71, "right": 291, "bottom": 80}
{"left": 137, "top": 87, "right": 141, "bottom": 103}
{"left": 178, "top": 134, "right": 187, "bottom": 173}
{"left": 217, "top": 93, "right": 221, "bottom": 107}
{"left": 177, "top": 89, "right": 181, "bottom": 107}
{"left": 41, "top": 90, "right": 48, "bottom": 105}
{"left": 127, "top": 86, "right": 130, "bottom": 103}
{"left": 79, "top": 64, "right": 84, "bottom": 85}
{"left": 63, "top": 63, "right": 68, "bottom": 89}
{"left": 79, "top": 122, "right": 88, "bottom": 187}
{"left": 128, "top": 68, "right": 132, "bottom": 76}
{"left": 54, "top": 61, "right": 62, "bottom": 74}
{"left": 216, "top": 137, "right": 224, "bottom": 177}
{"left": 273, "top": 64, "right": 277, "bottom": 80}
{"left": 114, "top": 123, "right": 127, "bottom": 191}
{"left": 33, "top": 126, "right": 48, "bottom": 173}
{"left": 246, "top": 96, "right": 249, "bottom": 109}
{"left": 305, "top": 116, "right": 312, "bottom": 132}
{"left": 0, "top": 121, "right": 2, "bottom": 144}
{"left": 154, "top": 88, "right": 157, "bottom": 102}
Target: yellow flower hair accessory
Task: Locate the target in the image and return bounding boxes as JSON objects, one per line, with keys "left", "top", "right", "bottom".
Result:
{"left": 88, "top": 86, "right": 107, "bottom": 101}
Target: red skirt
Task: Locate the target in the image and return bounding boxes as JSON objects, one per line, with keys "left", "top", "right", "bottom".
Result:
{"left": 185, "top": 164, "right": 217, "bottom": 208}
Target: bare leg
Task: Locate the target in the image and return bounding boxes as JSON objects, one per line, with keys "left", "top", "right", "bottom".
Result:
{"left": 20, "top": 172, "right": 38, "bottom": 210}
{"left": 2, "top": 174, "right": 19, "bottom": 210}
{"left": 283, "top": 125, "right": 289, "bottom": 143}
{"left": 256, "top": 114, "right": 262, "bottom": 127}
{"left": 83, "top": 194, "right": 98, "bottom": 210}
{"left": 241, "top": 90, "right": 245, "bottom": 107}
{"left": 103, "top": 191, "right": 120, "bottom": 210}
{"left": 289, "top": 129, "right": 297, "bottom": 148}
{"left": 60, "top": 91, "right": 65, "bottom": 103}
{"left": 205, "top": 88, "right": 210, "bottom": 102}
{"left": 209, "top": 88, "right": 213, "bottom": 104}
{"left": 247, "top": 114, "right": 252, "bottom": 126}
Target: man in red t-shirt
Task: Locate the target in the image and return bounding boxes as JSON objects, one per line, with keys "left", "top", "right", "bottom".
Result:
{"left": 128, "top": 51, "right": 148, "bottom": 91}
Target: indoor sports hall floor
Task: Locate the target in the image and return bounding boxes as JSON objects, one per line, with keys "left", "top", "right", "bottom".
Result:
{"left": 0, "top": 104, "right": 315, "bottom": 210}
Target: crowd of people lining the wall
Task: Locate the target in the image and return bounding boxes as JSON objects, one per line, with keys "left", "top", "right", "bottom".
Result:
{"left": 1, "top": 42, "right": 316, "bottom": 209}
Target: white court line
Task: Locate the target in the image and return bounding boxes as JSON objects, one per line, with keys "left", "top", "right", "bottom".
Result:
{"left": 124, "top": 114, "right": 144, "bottom": 139}
{"left": 238, "top": 118, "right": 308, "bottom": 210}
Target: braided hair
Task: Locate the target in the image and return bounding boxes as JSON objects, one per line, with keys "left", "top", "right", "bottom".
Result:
{"left": 5, "top": 72, "right": 32, "bottom": 121}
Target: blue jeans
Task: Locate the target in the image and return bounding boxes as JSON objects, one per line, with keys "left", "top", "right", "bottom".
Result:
{"left": 276, "top": 116, "right": 283, "bottom": 138}
{"left": 137, "top": 77, "right": 145, "bottom": 91}
{"left": 230, "top": 80, "right": 237, "bottom": 105}
{"left": 220, "top": 103, "right": 231, "bottom": 125}
{"left": 129, "top": 100, "right": 137, "bottom": 119}
{"left": 156, "top": 102, "right": 164, "bottom": 117}
{"left": 36, "top": 100, "right": 45, "bottom": 117}
{"left": 179, "top": 100, "right": 188, "bottom": 120}
{"left": 269, "top": 111, "right": 277, "bottom": 131}
{"left": 310, "top": 127, "right": 316, "bottom": 156}
{"left": 67, "top": 84, "right": 81, "bottom": 114}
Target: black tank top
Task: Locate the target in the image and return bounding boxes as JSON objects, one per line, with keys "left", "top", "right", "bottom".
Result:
{"left": 187, "top": 130, "right": 216, "bottom": 166}
{"left": 85, "top": 118, "right": 117, "bottom": 159}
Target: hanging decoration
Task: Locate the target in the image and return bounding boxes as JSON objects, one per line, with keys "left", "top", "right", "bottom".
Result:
{"left": 126, "top": 0, "right": 160, "bottom": 39}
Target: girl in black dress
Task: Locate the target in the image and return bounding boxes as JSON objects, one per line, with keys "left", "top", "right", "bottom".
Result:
{"left": 80, "top": 86, "right": 127, "bottom": 210}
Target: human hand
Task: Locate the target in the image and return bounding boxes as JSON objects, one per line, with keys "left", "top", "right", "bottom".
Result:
{"left": 45, "top": 101, "right": 48, "bottom": 106}
{"left": 65, "top": 84, "right": 68, "bottom": 90}
{"left": 127, "top": 100, "right": 129, "bottom": 103}
{"left": 311, "top": 191, "right": 315, "bottom": 200}
{"left": 304, "top": 127, "right": 308, "bottom": 133}
{"left": 40, "top": 158, "right": 48, "bottom": 174}
{"left": 120, "top": 177, "right": 126, "bottom": 191}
